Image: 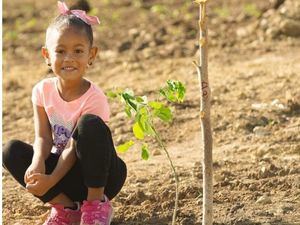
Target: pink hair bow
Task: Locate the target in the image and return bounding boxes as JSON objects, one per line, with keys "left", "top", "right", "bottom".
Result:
{"left": 57, "top": 1, "right": 100, "bottom": 25}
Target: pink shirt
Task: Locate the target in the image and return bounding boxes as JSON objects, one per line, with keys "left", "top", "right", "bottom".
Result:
{"left": 32, "top": 77, "right": 110, "bottom": 155}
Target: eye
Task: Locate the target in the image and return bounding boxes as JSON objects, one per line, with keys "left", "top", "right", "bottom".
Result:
{"left": 75, "top": 49, "right": 84, "bottom": 54}
{"left": 55, "top": 49, "right": 65, "bottom": 54}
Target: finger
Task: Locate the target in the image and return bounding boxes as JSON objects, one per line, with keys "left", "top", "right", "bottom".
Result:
{"left": 26, "top": 170, "right": 33, "bottom": 177}
{"left": 28, "top": 173, "right": 42, "bottom": 180}
{"left": 26, "top": 173, "right": 41, "bottom": 185}
{"left": 26, "top": 183, "right": 36, "bottom": 194}
{"left": 26, "top": 183, "right": 43, "bottom": 196}
{"left": 26, "top": 178, "right": 36, "bottom": 185}
{"left": 26, "top": 181, "right": 39, "bottom": 189}
{"left": 24, "top": 169, "right": 34, "bottom": 180}
{"left": 24, "top": 171, "right": 30, "bottom": 183}
{"left": 26, "top": 183, "right": 33, "bottom": 190}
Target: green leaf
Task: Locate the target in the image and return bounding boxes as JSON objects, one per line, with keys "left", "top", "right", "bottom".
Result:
{"left": 176, "top": 82, "right": 186, "bottom": 102}
{"left": 144, "top": 120, "right": 155, "bottom": 136}
{"left": 106, "top": 91, "right": 118, "bottom": 99}
{"left": 116, "top": 140, "right": 134, "bottom": 153}
{"left": 160, "top": 89, "right": 175, "bottom": 102}
{"left": 136, "top": 96, "right": 147, "bottom": 104}
{"left": 149, "top": 101, "right": 163, "bottom": 109}
{"left": 136, "top": 110, "right": 155, "bottom": 136}
{"left": 141, "top": 144, "right": 150, "bottom": 160}
{"left": 160, "top": 80, "right": 186, "bottom": 103}
{"left": 123, "top": 89, "right": 135, "bottom": 98}
{"left": 137, "top": 116, "right": 147, "bottom": 132}
{"left": 120, "top": 91, "right": 137, "bottom": 111}
{"left": 127, "top": 99, "right": 137, "bottom": 111}
{"left": 149, "top": 101, "right": 172, "bottom": 122}
{"left": 125, "top": 105, "right": 132, "bottom": 117}
{"left": 121, "top": 92, "right": 134, "bottom": 102}
{"left": 154, "top": 106, "right": 172, "bottom": 122}
{"left": 133, "top": 122, "right": 144, "bottom": 140}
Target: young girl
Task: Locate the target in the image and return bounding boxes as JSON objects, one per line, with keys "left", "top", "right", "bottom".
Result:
{"left": 2, "top": 1, "right": 127, "bottom": 225}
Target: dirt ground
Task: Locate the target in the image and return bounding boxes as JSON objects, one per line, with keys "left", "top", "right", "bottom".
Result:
{"left": 2, "top": 0, "right": 300, "bottom": 224}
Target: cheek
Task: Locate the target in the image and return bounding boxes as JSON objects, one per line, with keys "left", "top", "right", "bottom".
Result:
{"left": 53, "top": 60, "right": 61, "bottom": 68}
{"left": 79, "top": 57, "right": 89, "bottom": 65}
{"left": 49, "top": 55, "right": 60, "bottom": 63}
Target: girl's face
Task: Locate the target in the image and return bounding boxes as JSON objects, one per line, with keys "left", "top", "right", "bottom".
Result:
{"left": 42, "top": 26, "right": 97, "bottom": 82}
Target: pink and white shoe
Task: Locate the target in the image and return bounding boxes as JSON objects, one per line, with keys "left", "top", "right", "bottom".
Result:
{"left": 43, "top": 203, "right": 81, "bottom": 225}
{"left": 80, "top": 196, "right": 113, "bottom": 225}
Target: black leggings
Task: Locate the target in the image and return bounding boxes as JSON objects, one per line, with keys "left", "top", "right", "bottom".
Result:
{"left": 2, "top": 114, "right": 127, "bottom": 203}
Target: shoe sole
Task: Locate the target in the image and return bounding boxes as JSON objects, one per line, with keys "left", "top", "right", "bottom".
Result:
{"left": 108, "top": 208, "right": 114, "bottom": 225}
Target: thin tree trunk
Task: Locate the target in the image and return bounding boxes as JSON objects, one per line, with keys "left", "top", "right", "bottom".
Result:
{"left": 194, "top": 1, "right": 213, "bottom": 225}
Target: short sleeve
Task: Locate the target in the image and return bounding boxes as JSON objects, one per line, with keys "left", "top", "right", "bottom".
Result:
{"left": 31, "top": 82, "right": 43, "bottom": 106}
{"left": 82, "top": 95, "right": 110, "bottom": 122}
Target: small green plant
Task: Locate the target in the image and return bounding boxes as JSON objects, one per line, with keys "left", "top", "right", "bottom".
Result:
{"left": 213, "top": 6, "right": 230, "bottom": 18}
{"left": 132, "top": 0, "right": 143, "bottom": 8}
{"left": 243, "top": 3, "right": 261, "bottom": 18}
{"left": 108, "top": 80, "right": 186, "bottom": 225}
{"left": 151, "top": 4, "right": 168, "bottom": 14}
{"left": 3, "top": 30, "right": 18, "bottom": 42}
{"left": 24, "top": 18, "right": 37, "bottom": 31}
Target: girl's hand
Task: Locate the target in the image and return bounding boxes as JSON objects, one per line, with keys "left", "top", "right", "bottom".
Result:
{"left": 25, "top": 173, "right": 55, "bottom": 196}
{"left": 24, "top": 160, "right": 45, "bottom": 184}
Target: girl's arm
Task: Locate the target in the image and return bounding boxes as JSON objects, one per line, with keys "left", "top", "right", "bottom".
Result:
{"left": 32, "top": 104, "right": 53, "bottom": 162}
{"left": 49, "top": 138, "right": 77, "bottom": 184}
{"left": 26, "top": 138, "right": 77, "bottom": 196}
{"left": 25, "top": 104, "right": 53, "bottom": 184}
{"left": 26, "top": 104, "right": 77, "bottom": 195}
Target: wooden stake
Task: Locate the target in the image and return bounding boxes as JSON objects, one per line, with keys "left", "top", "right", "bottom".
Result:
{"left": 194, "top": 1, "right": 213, "bottom": 224}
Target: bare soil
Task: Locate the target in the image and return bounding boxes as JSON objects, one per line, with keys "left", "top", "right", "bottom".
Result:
{"left": 3, "top": 0, "right": 300, "bottom": 224}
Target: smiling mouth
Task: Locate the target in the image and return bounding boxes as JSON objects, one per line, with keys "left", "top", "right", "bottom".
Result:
{"left": 63, "top": 66, "right": 77, "bottom": 71}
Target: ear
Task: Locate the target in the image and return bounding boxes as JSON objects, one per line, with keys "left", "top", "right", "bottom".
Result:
{"left": 41, "top": 47, "right": 50, "bottom": 64}
{"left": 88, "top": 46, "right": 98, "bottom": 65}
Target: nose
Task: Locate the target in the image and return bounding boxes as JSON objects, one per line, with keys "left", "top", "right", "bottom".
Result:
{"left": 64, "top": 52, "right": 75, "bottom": 62}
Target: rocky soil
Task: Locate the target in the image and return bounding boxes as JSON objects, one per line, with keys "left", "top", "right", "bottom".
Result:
{"left": 2, "top": 0, "right": 300, "bottom": 224}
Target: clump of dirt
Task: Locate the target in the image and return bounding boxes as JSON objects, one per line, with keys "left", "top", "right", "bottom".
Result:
{"left": 259, "top": 0, "right": 300, "bottom": 38}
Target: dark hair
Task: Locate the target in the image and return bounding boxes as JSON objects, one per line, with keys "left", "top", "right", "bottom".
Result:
{"left": 46, "top": 14, "right": 93, "bottom": 46}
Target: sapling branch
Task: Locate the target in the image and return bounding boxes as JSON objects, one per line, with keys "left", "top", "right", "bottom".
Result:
{"left": 153, "top": 127, "right": 179, "bottom": 225}
{"left": 108, "top": 80, "right": 185, "bottom": 225}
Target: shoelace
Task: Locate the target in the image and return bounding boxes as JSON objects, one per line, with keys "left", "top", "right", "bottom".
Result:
{"left": 82, "top": 205, "right": 108, "bottom": 224}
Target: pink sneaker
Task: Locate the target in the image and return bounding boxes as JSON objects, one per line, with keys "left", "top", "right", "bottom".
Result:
{"left": 80, "top": 196, "right": 113, "bottom": 225}
{"left": 43, "top": 203, "right": 81, "bottom": 225}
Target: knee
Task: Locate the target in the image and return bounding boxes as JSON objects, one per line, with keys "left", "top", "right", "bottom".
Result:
{"left": 77, "top": 114, "right": 109, "bottom": 137}
{"left": 2, "top": 140, "right": 24, "bottom": 168}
